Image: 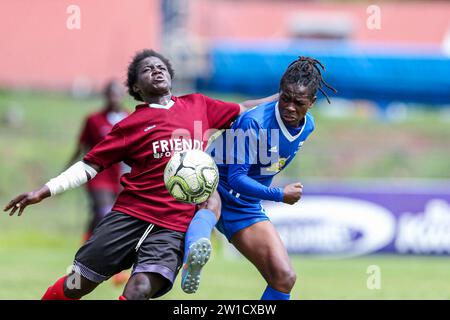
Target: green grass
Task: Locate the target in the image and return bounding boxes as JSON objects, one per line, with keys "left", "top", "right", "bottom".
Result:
{"left": 1, "top": 227, "right": 450, "bottom": 300}
{"left": 1, "top": 192, "right": 449, "bottom": 300}
{"left": 1, "top": 90, "right": 450, "bottom": 300}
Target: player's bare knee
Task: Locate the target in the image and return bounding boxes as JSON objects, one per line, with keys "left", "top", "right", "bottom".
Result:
{"left": 281, "top": 269, "right": 297, "bottom": 291}
{"left": 269, "top": 267, "right": 297, "bottom": 292}
{"left": 206, "top": 191, "right": 222, "bottom": 219}
{"left": 286, "top": 269, "right": 297, "bottom": 289}
{"left": 123, "top": 274, "right": 152, "bottom": 300}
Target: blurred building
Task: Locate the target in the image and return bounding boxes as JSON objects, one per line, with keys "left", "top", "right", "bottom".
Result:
{"left": 189, "top": 0, "right": 450, "bottom": 106}
{"left": 1, "top": 0, "right": 449, "bottom": 100}
{"left": 0, "top": 0, "right": 160, "bottom": 92}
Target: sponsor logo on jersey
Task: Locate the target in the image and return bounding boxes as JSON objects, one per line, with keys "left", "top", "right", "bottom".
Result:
{"left": 144, "top": 124, "right": 157, "bottom": 132}
{"left": 152, "top": 139, "right": 204, "bottom": 159}
{"left": 263, "top": 157, "right": 289, "bottom": 173}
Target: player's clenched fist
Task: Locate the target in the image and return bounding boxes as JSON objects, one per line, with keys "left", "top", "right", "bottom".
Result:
{"left": 282, "top": 182, "right": 303, "bottom": 205}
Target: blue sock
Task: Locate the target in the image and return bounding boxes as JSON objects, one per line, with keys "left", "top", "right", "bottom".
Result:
{"left": 183, "top": 209, "right": 217, "bottom": 263}
{"left": 261, "top": 285, "right": 291, "bottom": 300}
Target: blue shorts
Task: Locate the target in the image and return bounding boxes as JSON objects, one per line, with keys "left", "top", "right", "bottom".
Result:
{"left": 216, "top": 185, "right": 269, "bottom": 241}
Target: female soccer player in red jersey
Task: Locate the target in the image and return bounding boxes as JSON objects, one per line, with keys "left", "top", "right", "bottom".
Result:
{"left": 67, "top": 79, "right": 130, "bottom": 286}
{"left": 4, "top": 49, "right": 277, "bottom": 300}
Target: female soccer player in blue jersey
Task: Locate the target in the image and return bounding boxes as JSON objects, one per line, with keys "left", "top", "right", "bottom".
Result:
{"left": 182, "top": 57, "right": 336, "bottom": 299}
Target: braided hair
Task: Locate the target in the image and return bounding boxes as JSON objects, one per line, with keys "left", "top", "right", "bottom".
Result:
{"left": 280, "top": 56, "right": 337, "bottom": 103}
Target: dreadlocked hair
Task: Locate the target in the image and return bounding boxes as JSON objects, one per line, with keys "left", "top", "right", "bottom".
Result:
{"left": 280, "top": 56, "right": 337, "bottom": 104}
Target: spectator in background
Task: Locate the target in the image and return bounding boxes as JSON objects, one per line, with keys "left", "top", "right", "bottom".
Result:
{"left": 67, "top": 80, "right": 129, "bottom": 242}
{"left": 66, "top": 80, "right": 129, "bottom": 285}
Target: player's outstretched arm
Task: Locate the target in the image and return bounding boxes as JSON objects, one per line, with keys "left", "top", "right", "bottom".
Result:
{"left": 238, "top": 93, "right": 279, "bottom": 114}
{"left": 3, "top": 160, "right": 100, "bottom": 216}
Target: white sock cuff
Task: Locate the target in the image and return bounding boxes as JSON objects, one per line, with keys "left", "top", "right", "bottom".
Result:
{"left": 45, "top": 161, "right": 98, "bottom": 196}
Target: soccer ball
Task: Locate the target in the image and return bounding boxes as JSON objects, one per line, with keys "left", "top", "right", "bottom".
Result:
{"left": 164, "top": 150, "right": 219, "bottom": 204}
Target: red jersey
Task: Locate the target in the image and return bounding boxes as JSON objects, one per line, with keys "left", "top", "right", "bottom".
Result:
{"left": 83, "top": 94, "right": 240, "bottom": 232}
{"left": 79, "top": 109, "right": 129, "bottom": 193}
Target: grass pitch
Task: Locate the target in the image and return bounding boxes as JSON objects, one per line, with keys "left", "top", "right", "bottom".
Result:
{"left": 1, "top": 233, "right": 450, "bottom": 299}
{"left": 1, "top": 198, "right": 449, "bottom": 300}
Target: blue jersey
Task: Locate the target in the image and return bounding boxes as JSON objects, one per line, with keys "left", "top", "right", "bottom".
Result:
{"left": 208, "top": 100, "right": 315, "bottom": 204}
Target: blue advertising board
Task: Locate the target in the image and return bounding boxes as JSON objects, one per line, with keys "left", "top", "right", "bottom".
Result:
{"left": 264, "top": 180, "right": 450, "bottom": 257}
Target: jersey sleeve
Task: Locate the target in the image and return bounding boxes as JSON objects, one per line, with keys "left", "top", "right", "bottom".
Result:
{"left": 83, "top": 124, "right": 127, "bottom": 170}
{"left": 228, "top": 169, "right": 284, "bottom": 202}
{"left": 227, "top": 118, "right": 284, "bottom": 202}
{"left": 202, "top": 94, "right": 241, "bottom": 130}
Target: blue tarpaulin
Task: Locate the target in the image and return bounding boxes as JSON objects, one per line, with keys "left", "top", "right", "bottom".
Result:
{"left": 196, "top": 40, "right": 450, "bottom": 105}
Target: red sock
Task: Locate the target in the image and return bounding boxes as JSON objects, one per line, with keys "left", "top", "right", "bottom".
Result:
{"left": 119, "top": 295, "right": 127, "bottom": 300}
{"left": 82, "top": 231, "right": 92, "bottom": 244}
{"left": 41, "top": 276, "right": 79, "bottom": 300}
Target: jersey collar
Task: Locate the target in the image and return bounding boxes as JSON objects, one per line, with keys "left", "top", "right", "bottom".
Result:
{"left": 136, "top": 96, "right": 176, "bottom": 110}
{"left": 274, "top": 101, "right": 307, "bottom": 142}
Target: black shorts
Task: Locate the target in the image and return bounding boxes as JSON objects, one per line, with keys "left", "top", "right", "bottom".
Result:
{"left": 73, "top": 211, "right": 185, "bottom": 298}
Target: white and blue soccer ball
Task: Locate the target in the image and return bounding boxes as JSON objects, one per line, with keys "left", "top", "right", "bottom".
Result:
{"left": 164, "top": 150, "right": 219, "bottom": 204}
